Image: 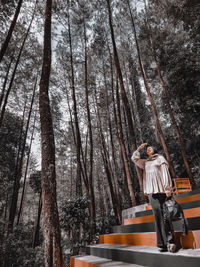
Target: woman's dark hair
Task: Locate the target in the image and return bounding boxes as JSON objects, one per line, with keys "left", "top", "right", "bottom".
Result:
{"left": 145, "top": 143, "right": 162, "bottom": 154}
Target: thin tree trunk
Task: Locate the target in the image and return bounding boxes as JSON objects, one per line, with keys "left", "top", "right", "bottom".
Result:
{"left": 143, "top": 0, "right": 194, "bottom": 184}
{"left": 66, "top": 87, "right": 76, "bottom": 146}
{"left": 93, "top": 88, "right": 122, "bottom": 224}
{"left": 97, "top": 173, "right": 105, "bottom": 218}
{"left": 108, "top": 47, "right": 132, "bottom": 206}
{"left": 130, "top": 80, "right": 143, "bottom": 143}
{"left": 80, "top": 133, "right": 88, "bottom": 179}
{"left": 17, "top": 113, "right": 37, "bottom": 225}
{"left": 0, "top": 0, "right": 24, "bottom": 62}
{"left": 0, "top": 2, "right": 37, "bottom": 128}
{"left": 106, "top": 0, "right": 136, "bottom": 148}
{"left": 83, "top": 20, "right": 96, "bottom": 234}
{"left": 2, "top": 192, "right": 9, "bottom": 234}
{"left": 69, "top": 156, "right": 73, "bottom": 198}
{"left": 67, "top": 0, "right": 83, "bottom": 197}
{"left": 115, "top": 74, "right": 136, "bottom": 206}
{"left": 102, "top": 56, "right": 121, "bottom": 208}
{"left": 106, "top": 0, "right": 145, "bottom": 203}
{"left": 33, "top": 191, "right": 42, "bottom": 248}
{"left": 66, "top": 85, "right": 89, "bottom": 195}
{"left": 122, "top": 59, "right": 144, "bottom": 146}
{"left": 0, "top": 56, "right": 14, "bottom": 110}
{"left": 122, "top": 60, "right": 137, "bottom": 131}
{"left": 39, "top": 0, "right": 64, "bottom": 266}
{"left": 101, "top": 150, "right": 120, "bottom": 224}
{"left": 126, "top": 0, "right": 176, "bottom": 177}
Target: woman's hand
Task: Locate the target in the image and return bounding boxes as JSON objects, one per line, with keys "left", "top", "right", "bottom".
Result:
{"left": 166, "top": 190, "right": 172, "bottom": 198}
{"left": 137, "top": 143, "right": 147, "bottom": 152}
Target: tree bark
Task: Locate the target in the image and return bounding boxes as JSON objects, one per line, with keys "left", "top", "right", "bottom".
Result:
{"left": 39, "top": 0, "right": 64, "bottom": 266}
{"left": 101, "top": 150, "right": 121, "bottom": 224}
{"left": 102, "top": 55, "right": 121, "bottom": 209}
{"left": 108, "top": 46, "right": 132, "bottom": 206}
{"left": 93, "top": 87, "right": 122, "bottom": 224}
{"left": 126, "top": 0, "right": 176, "bottom": 177}
{"left": 67, "top": 0, "right": 83, "bottom": 197}
{"left": 83, "top": 20, "right": 96, "bottom": 234}
{"left": 66, "top": 87, "right": 89, "bottom": 193}
{"left": 106, "top": 0, "right": 145, "bottom": 203}
{"left": 33, "top": 191, "right": 42, "bottom": 248}
{"left": 97, "top": 173, "right": 105, "bottom": 218}
{"left": 106, "top": 0, "right": 136, "bottom": 148}
{"left": 0, "top": 55, "right": 14, "bottom": 110}
{"left": 115, "top": 73, "right": 136, "bottom": 206}
{"left": 0, "top": 0, "right": 24, "bottom": 63}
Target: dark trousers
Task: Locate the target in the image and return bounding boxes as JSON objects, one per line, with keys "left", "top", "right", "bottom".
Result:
{"left": 148, "top": 193, "right": 175, "bottom": 248}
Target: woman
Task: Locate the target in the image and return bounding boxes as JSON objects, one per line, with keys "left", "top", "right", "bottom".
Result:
{"left": 131, "top": 143, "right": 176, "bottom": 252}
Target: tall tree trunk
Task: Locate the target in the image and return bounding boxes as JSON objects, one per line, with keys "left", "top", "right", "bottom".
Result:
{"left": 108, "top": 46, "right": 132, "bottom": 206}
{"left": 33, "top": 191, "right": 42, "bottom": 248}
{"left": 130, "top": 77, "right": 143, "bottom": 143}
{"left": 39, "top": 0, "right": 64, "bottom": 266}
{"left": 122, "top": 59, "right": 144, "bottom": 145}
{"left": 67, "top": 0, "right": 83, "bottom": 197}
{"left": 126, "top": 0, "right": 176, "bottom": 177}
{"left": 97, "top": 173, "right": 105, "bottom": 218}
{"left": 143, "top": 0, "right": 194, "bottom": 185}
{"left": 83, "top": 20, "right": 96, "bottom": 234}
{"left": 0, "top": 2, "right": 36, "bottom": 128}
{"left": 0, "top": 0, "right": 24, "bottom": 63}
{"left": 101, "top": 150, "right": 120, "bottom": 224}
{"left": 102, "top": 56, "right": 121, "bottom": 209}
{"left": 17, "top": 113, "right": 37, "bottom": 225}
{"left": 93, "top": 88, "right": 122, "bottom": 224}
{"left": 66, "top": 87, "right": 89, "bottom": 194}
{"left": 2, "top": 193, "right": 9, "bottom": 234}
{"left": 66, "top": 87, "right": 76, "bottom": 146}
{"left": 106, "top": 0, "right": 145, "bottom": 203}
{"left": 115, "top": 74, "right": 136, "bottom": 206}
{"left": 106, "top": 0, "right": 136, "bottom": 147}
{"left": 0, "top": 56, "right": 14, "bottom": 110}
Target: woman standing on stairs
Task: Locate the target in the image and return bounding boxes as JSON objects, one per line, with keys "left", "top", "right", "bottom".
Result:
{"left": 131, "top": 143, "right": 176, "bottom": 253}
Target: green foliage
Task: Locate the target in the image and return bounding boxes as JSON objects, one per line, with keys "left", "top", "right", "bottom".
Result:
{"left": 0, "top": 222, "right": 44, "bottom": 267}
{"left": 60, "top": 196, "right": 90, "bottom": 255}
{"left": 95, "top": 214, "right": 117, "bottom": 235}
{"left": 0, "top": 112, "right": 24, "bottom": 215}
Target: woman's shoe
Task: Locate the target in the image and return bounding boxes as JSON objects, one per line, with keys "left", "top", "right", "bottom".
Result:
{"left": 168, "top": 243, "right": 176, "bottom": 253}
{"left": 159, "top": 246, "right": 168, "bottom": 252}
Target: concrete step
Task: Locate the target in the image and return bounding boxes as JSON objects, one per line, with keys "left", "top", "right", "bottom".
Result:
{"left": 145, "top": 189, "right": 200, "bottom": 210}
{"left": 112, "top": 216, "right": 200, "bottom": 233}
{"left": 125, "top": 207, "right": 200, "bottom": 225}
{"left": 70, "top": 255, "right": 146, "bottom": 267}
{"left": 99, "top": 230, "right": 200, "bottom": 249}
{"left": 86, "top": 244, "right": 200, "bottom": 267}
{"left": 135, "top": 200, "right": 200, "bottom": 218}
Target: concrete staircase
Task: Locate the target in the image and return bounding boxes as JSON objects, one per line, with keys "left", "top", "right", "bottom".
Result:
{"left": 70, "top": 189, "right": 200, "bottom": 267}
